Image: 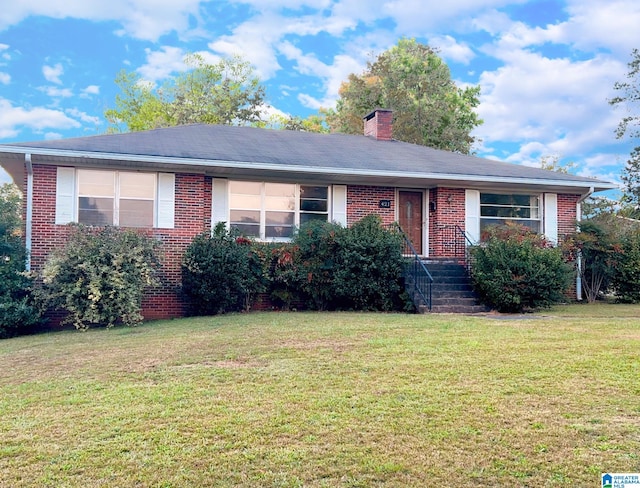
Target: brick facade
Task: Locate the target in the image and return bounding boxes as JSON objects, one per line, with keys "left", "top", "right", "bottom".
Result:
{"left": 428, "top": 188, "right": 466, "bottom": 258}
{"left": 346, "top": 185, "right": 396, "bottom": 226}
{"left": 27, "top": 165, "right": 210, "bottom": 321}
{"left": 558, "top": 193, "right": 580, "bottom": 241}
{"left": 25, "top": 162, "right": 584, "bottom": 320}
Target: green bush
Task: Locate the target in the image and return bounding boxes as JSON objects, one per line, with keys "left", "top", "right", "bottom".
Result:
{"left": 0, "top": 183, "right": 43, "bottom": 338}
{"left": 41, "top": 225, "right": 160, "bottom": 329}
{"left": 263, "top": 243, "right": 303, "bottom": 311}
{"left": 470, "top": 224, "right": 573, "bottom": 313}
{"left": 293, "top": 219, "right": 341, "bottom": 310}
{"left": 182, "top": 223, "right": 265, "bottom": 315}
{"left": 291, "top": 215, "right": 405, "bottom": 311}
{"left": 333, "top": 215, "right": 404, "bottom": 310}
{"left": 610, "top": 228, "right": 640, "bottom": 303}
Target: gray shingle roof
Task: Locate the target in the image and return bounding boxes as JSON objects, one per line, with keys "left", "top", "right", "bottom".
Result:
{"left": 1, "top": 123, "right": 615, "bottom": 192}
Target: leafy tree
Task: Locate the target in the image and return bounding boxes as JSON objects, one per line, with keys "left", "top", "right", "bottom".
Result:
{"left": 563, "top": 219, "right": 616, "bottom": 302}
{"left": 610, "top": 48, "right": 640, "bottom": 217}
{"left": 258, "top": 112, "right": 330, "bottom": 133}
{"left": 41, "top": 225, "right": 161, "bottom": 329}
{"left": 610, "top": 227, "right": 640, "bottom": 303}
{"left": 538, "top": 154, "right": 577, "bottom": 174}
{"left": 0, "top": 184, "right": 43, "bottom": 338}
{"left": 105, "top": 54, "right": 266, "bottom": 132}
{"left": 327, "top": 38, "right": 483, "bottom": 154}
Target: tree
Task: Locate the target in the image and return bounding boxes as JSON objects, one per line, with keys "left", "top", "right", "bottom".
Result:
{"left": 538, "top": 154, "right": 577, "bottom": 174}
{"left": 326, "top": 38, "right": 483, "bottom": 154}
{"left": 610, "top": 48, "right": 640, "bottom": 217}
{"left": 105, "top": 54, "right": 266, "bottom": 132}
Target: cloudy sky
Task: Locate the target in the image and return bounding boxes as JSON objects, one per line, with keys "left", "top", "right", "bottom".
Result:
{"left": 0, "top": 0, "right": 638, "bottom": 190}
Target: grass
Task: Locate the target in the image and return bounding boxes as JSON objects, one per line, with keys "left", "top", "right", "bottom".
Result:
{"left": 0, "top": 304, "right": 639, "bottom": 487}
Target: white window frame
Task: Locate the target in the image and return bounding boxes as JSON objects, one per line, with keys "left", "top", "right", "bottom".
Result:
{"left": 228, "top": 181, "right": 331, "bottom": 241}
{"left": 479, "top": 192, "right": 542, "bottom": 233}
{"left": 55, "top": 167, "right": 175, "bottom": 229}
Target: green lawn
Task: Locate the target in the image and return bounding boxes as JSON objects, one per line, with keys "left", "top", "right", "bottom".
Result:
{"left": 1, "top": 305, "right": 639, "bottom": 487}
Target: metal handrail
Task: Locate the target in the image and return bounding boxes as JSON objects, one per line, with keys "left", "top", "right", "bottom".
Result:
{"left": 390, "top": 223, "right": 433, "bottom": 311}
{"left": 455, "top": 225, "right": 475, "bottom": 274}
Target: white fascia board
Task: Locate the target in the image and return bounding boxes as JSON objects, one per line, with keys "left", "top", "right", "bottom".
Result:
{"left": 0, "top": 145, "right": 618, "bottom": 192}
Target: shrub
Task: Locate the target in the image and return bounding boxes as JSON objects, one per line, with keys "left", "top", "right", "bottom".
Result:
{"left": 41, "top": 225, "right": 160, "bottom": 329}
{"left": 610, "top": 228, "right": 640, "bottom": 303}
{"left": 470, "top": 224, "right": 573, "bottom": 313}
{"left": 333, "top": 215, "right": 404, "bottom": 310}
{"left": 182, "top": 223, "right": 265, "bottom": 315}
{"left": 291, "top": 215, "right": 405, "bottom": 311}
{"left": 0, "top": 183, "right": 43, "bottom": 338}
{"left": 293, "top": 220, "right": 341, "bottom": 310}
{"left": 263, "top": 243, "right": 303, "bottom": 311}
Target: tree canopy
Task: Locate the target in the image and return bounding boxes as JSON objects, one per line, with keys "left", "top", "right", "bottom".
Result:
{"left": 105, "top": 54, "right": 266, "bottom": 132}
{"left": 326, "top": 38, "right": 483, "bottom": 154}
{"left": 610, "top": 48, "right": 640, "bottom": 217}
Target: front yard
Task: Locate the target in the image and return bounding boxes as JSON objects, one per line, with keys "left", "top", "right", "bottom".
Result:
{"left": 1, "top": 305, "right": 638, "bottom": 486}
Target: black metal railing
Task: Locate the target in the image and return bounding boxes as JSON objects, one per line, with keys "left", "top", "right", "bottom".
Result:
{"left": 454, "top": 225, "right": 475, "bottom": 274}
{"left": 390, "top": 223, "right": 433, "bottom": 311}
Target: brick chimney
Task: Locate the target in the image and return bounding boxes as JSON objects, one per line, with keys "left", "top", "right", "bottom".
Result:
{"left": 363, "top": 109, "right": 393, "bottom": 141}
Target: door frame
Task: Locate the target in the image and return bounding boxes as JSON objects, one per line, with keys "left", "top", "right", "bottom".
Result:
{"left": 396, "top": 188, "right": 429, "bottom": 257}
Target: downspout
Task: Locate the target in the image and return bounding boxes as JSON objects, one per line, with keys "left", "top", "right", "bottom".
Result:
{"left": 575, "top": 186, "right": 594, "bottom": 301}
{"left": 25, "top": 153, "right": 33, "bottom": 271}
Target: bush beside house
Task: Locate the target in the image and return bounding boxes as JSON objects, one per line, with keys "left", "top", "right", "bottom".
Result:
{"left": 182, "top": 215, "right": 407, "bottom": 315}
{"left": 470, "top": 224, "right": 573, "bottom": 313}
{"left": 41, "top": 225, "right": 161, "bottom": 330}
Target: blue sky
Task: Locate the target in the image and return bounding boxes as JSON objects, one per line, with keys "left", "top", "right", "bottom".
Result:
{"left": 0, "top": 0, "right": 638, "bottom": 190}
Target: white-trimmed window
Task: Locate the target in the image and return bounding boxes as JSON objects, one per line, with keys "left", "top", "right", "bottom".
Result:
{"left": 229, "top": 181, "right": 329, "bottom": 240}
{"left": 480, "top": 193, "right": 541, "bottom": 233}
{"left": 56, "top": 167, "right": 175, "bottom": 229}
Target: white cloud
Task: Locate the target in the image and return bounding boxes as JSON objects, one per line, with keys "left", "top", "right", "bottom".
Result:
{"left": 0, "top": 72, "right": 9, "bottom": 84}
{"left": 137, "top": 46, "right": 188, "bottom": 81}
{"left": 563, "top": 0, "right": 640, "bottom": 54}
{"left": 278, "top": 40, "right": 362, "bottom": 109}
{"left": 66, "top": 108, "right": 101, "bottom": 126}
{"left": 41, "top": 86, "right": 74, "bottom": 98}
{"left": 43, "top": 62, "right": 64, "bottom": 84}
{"left": 0, "top": 0, "right": 205, "bottom": 41}
{"left": 81, "top": 85, "right": 100, "bottom": 96}
{"left": 429, "top": 35, "right": 475, "bottom": 64}
{"left": 476, "top": 51, "right": 624, "bottom": 150}
{"left": 0, "top": 98, "right": 80, "bottom": 139}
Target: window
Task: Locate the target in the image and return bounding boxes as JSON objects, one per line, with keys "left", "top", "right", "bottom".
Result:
{"left": 480, "top": 193, "right": 541, "bottom": 232}
{"left": 229, "top": 181, "right": 329, "bottom": 240}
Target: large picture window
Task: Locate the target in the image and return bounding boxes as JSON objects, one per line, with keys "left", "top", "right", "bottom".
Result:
{"left": 480, "top": 193, "right": 541, "bottom": 232}
{"left": 77, "top": 170, "right": 156, "bottom": 227}
{"left": 229, "top": 181, "right": 329, "bottom": 239}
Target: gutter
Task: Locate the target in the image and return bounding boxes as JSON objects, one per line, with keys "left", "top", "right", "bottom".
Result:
{"left": 25, "top": 153, "right": 33, "bottom": 271}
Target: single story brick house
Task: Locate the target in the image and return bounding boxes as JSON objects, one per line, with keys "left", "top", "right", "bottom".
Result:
{"left": 0, "top": 109, "right": 615, "bottom": 318}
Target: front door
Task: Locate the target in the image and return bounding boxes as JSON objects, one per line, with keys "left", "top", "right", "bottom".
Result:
{"left": 398, "top": 191, "right": 424, "bottom": 255}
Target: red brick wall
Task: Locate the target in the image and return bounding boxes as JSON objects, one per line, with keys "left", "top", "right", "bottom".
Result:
{"left": 429, "top": 188, "right": 465, "bottom": 258}
{"left": 558, "top": 194, "right": 580, "bottom": 241}
{"left": 28, "top": 164, "right": 210, "bottom": 321}
{"left": 346, "top": 185, "right": 396, "bottom": 226}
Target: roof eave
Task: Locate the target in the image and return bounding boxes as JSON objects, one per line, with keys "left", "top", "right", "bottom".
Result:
{"left": 0, "top": 146, "right": 617, "bottom": 194}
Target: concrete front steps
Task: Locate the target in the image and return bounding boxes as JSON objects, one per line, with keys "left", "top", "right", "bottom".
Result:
{"left": 421, "top": 258, "right": 490, "bottom": 314}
